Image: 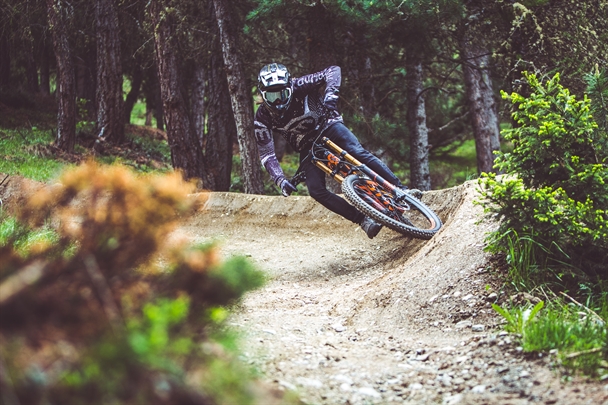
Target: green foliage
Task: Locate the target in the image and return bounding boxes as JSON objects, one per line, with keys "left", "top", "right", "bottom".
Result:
{"left": 125, "top": 133, "right": 172, "bottom": 173}
{"left": 210, "top": 255, "right": 266, "bottom": 301}
{"left": 497, "top": 72, "right": 605, "bottom": 191}
{"left": 479, "top": 71, "right": 608, "bottom": 284}
{"left": 0, "top": 211, "right": 76, "bottom": 268}
{"left": 480, "top": 71, "right": 608, "bottom": 377}
{"left": 584, "top": 65, "right": 608, "bottom": 133}
{"left": 129, "top": 101, "right": 157, "bottom": 127}
{"left": 492, "top": 300, "right": 544, "bottom": 336}
{"left": 59, "top": 297, "right": 193, "bottom": 396}
{"left": 127, "top": 296, "right": 192, "bottom": 364}
{"left": 0, "top": 125, "right": 172, "bottom": 181}
{"left": 493, "top": 300, "right": 607, "bottom": 376}
{"left": 430, "top": 139, "right": 479, "bottom": 189}
{"left": 0, "top": 215, "right": 29, "bottom": 247}
{"left": 0, "top": 128, "right": 73, "bottom": 181}
{"left": 486, "top": 229, "right": 545, "bottom": 291}
{"left": 0, "top": 216, "right": 58, "bottom": 258}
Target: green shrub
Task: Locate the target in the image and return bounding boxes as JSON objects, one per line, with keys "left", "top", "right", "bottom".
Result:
{"left": 584, "top": 65, "right": 608, "bottom": 134}
{"left": 479, "top": 71, "right": 608, "bottom": 285}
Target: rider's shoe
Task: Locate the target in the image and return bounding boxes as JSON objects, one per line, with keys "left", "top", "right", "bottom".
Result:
{"left": 360, "top": 216, "right": 382, "bottom": 239}
{"left": 399, "top": 185, "right": 423, "bottom": 200}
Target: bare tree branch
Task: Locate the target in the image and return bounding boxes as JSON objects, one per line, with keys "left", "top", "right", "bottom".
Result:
{"left": 0, "top": 260, "right": 48, "bottom": 306}
{"left": 84, "top": 255, "right": 124, "bottom": 334}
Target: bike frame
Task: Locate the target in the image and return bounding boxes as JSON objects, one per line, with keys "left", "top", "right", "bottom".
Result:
{"left": 293, "top": 136, "right": 408, "bottom": 201}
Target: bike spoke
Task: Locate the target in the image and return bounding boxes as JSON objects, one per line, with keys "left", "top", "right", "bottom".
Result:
{"left": 354, "top": 180, "right": 433, "bottom": 231}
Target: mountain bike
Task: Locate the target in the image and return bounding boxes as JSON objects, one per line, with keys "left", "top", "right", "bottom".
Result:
{"left": 289, "top": 136, "right": 442, "bottom": 240}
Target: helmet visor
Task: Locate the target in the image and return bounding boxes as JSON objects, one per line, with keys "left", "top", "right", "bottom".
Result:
{"left": 262, "top": 87, "right": 292, "bottom": 105}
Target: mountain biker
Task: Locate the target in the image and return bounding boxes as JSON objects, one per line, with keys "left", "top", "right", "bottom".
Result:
{"left": 254, "top": 63, "right": 418, "bottom": 239}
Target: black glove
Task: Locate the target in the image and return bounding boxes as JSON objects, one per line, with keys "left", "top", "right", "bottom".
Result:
{"left": 279, "top": 178, "right": 297, "bottom": 197}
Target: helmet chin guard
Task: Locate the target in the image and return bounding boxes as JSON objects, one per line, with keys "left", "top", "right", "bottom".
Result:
{"left": 258, "top": 63, "right": 293, "bottom": 115}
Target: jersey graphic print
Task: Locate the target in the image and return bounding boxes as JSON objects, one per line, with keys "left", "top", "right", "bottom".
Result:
{"left": 253, "top": 65, "right": 344, "bottom": 185}
{"left": 272, "top": 96, "right": 324, "bottom": 151}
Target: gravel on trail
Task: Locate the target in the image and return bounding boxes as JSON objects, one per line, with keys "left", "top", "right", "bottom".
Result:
{"left": 178, "top": 181, "right": 608, "bottom": 405}
{"left": 1, "top": 174, "right": 606, "bottom": 404}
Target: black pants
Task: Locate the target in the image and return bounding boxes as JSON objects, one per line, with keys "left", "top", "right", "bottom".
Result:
{"left": 300, "top": 123, "right": 403, "bottom": 224}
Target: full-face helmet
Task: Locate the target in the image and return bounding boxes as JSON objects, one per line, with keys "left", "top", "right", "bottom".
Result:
{"left": 258, "top": 63, "right": 293, "bottom": 115}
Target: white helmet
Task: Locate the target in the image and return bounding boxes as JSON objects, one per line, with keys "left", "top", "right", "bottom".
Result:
{"left": 258, "top": 63, "right": 293, "bottom": 115}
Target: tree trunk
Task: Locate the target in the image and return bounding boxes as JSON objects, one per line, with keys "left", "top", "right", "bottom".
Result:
{"left": 95, "top": 0, "right": 124, "bottom": 144}
{"left": 190, "top": 63, "right": 207, "bottom": 147}
{"left": 306, "top": 2, "right": 336, "bottom": 71}
{"left": 124, "top": 64, "right": 143, "bottom": 123}
{"left": 149, "top": 0, "right": 205, "bottom": 182}
{"left": 461, "top": 34, "right": 500, "bottom": 174}
{"left": 211, "top": 0, "right": 263, "bottom": 194}
{"left": 303, "top": 3, "right": 341, "bottom": 193}
{"left": 153, "top": 81, "right": 164, "bottom": 130}
{"left": 37, "top": 37, "right": 51, "bottom": 95}
{"left": 203, "top": 52, "right": 235, "bottom": 191}
{"left": 406, "top": 47, "right": 431, "bottom": 191}
{"left": 0, "top": 31, "right": 10, "bottom": 90}
{"left": 47, "top": 0, "right": 76, "bottom": 152}
{"left": 345, "top": 26, "right": 374, "bottom": 122}
{"left": 142, "top": 64, "right": 164, "bottom": 130}
{"left": 25, "top": 31, "right": 40, "bottom": 93}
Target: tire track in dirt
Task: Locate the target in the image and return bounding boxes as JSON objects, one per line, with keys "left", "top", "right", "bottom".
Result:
{"left": 179, "top": 181, "right": 607, "bottom": 405}
{"left": 3, "top": 173, "right": 604, "bottom": 404}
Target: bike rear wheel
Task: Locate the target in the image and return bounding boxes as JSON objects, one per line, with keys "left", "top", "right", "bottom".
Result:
{"left": 341, "top": 174, "right": 442, "bottom": 240}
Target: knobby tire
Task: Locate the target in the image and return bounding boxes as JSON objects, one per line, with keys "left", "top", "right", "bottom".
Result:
{"left": 341, "top": 174, "right": 442, "bottom": 240}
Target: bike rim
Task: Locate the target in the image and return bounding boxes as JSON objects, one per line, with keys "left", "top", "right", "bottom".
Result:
{"left": 352, "top": 179, "right": 438, "bottom": 231}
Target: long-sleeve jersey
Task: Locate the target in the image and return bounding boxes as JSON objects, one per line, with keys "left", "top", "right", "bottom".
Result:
{"left": 254, "top": 65, "right": 344, "bottom": 187}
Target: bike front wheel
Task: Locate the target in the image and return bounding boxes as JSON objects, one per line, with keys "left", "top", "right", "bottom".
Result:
{"left": 341, "top": 174, "right": 442, "bottom": 240}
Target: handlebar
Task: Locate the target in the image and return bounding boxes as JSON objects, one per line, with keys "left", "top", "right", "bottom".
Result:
{"left": 289, "top": 171, "right": 306, "bottom": 187}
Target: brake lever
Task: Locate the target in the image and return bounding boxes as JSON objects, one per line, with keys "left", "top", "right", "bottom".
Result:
{"left": 394, "top": 187, "right": 410, "bottom": 204}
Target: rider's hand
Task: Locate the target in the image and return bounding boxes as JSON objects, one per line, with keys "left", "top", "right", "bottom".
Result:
{"left": 279, "top": 178, "right": 297, "bottom": 197}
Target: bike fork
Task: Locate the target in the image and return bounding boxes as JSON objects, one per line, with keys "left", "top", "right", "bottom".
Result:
{"left": 320, "top": 137, "right": 404, "bottom": 198}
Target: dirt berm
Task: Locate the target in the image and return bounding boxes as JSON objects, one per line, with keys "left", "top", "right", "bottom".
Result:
{"left": 1, "top": 174, "right": 605, "bottom": 404}
{"left": 178, "top": 181, "right": 608, "bottom": 405}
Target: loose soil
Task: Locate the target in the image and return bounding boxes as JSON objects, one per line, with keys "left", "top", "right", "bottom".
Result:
{"left": 178, "top": 182, "right": 608, "bottom": 405}
{"left": 2, "top": 173, "right": 607, "bottom": 405}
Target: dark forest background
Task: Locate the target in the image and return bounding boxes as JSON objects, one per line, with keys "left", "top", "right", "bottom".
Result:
{"left": 1, "top": 2, "right": 608, "bottom": 403}
{"left": 1, "top": 0, "right": 607, "bottom": 193}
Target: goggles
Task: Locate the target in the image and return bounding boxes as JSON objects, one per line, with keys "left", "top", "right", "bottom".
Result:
{"left": 262, "top": 87, "right": 292, "bottom": 105}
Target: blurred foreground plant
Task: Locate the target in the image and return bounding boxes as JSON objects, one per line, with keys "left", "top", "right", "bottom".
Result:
{"left": 0, "top": 161, "right": 284, "bottom": 405}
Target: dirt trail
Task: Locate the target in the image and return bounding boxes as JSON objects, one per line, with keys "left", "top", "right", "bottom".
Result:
{"left": 178, "top": 181, "right": 608, "bottom": 405}
{"left": 2, "top": 174, "right": 605, "bottom": 404}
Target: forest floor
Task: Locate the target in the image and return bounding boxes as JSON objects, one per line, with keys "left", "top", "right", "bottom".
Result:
{"left": 175, "top": 182, "right": 608, "bottom": 405}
